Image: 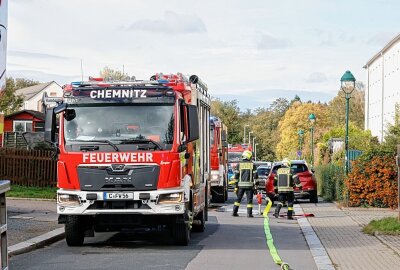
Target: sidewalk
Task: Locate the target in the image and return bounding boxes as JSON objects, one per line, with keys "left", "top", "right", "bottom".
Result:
{"left": 300, "top": 201, "right": 400, "bottom": 270}
{"left": 7, "top": 198, "right": 63, "bottom": 247}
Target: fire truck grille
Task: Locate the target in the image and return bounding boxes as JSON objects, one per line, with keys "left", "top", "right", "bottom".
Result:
{"left": 88, "top": 200, "right": 151, "bottom": 210}
{"left": 77, "top": 165, "right": 160, "bottom": 191}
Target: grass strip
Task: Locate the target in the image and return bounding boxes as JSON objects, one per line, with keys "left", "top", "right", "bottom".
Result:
{"left": 363, "top": 217, "right": 400, "bottom": 235}
{"left": 6, "top": 185, "right": 57, "bottom": 199}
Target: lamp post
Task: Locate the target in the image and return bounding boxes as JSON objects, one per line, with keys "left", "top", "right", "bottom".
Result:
{"left": 243, "top": 124, "right": 249, "bottom": 144}
{"left": 248, "top": 131, "right": 253, "bottom": 145}
{"left": 298, "top": 129, "right": 304, "bottom": 159}
{"left": 255, "top": 143, "right": 259, "bottom": 161}
{"left": 308, "top": 114, "right": 316, "bottom": 167}
{"left": 340, "top": 70, "right": 356, "bottom": 175}
{"left": 252, "top": 137, "right": 256, "bottom": 151}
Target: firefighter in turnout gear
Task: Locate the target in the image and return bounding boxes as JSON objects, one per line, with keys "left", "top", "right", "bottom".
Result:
{"left": 232, "top": 150, "right": 258, "bottom": 217}
{"left": 274, "top": 158, "right": 302, "bottom": 220}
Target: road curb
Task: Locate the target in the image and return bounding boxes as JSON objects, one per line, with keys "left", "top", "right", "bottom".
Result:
{"left": 7, "top": 197, "right": 56, "bottom": 202}
{"left": 294, "top": 204, "right": 335, "bottom": 270}
{"left": 8, "top": 227, "right": 64, "bottom": 257}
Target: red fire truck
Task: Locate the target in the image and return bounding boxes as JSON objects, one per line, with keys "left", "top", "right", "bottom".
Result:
{"left": 209, "top": 117, "right": 228, "bottom": 202}
{"left": 44, "top": 73, "right": 211, "bottom": 246}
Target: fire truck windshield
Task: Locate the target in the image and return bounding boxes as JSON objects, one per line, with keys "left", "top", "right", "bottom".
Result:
{"left": 64, "top": 104, "right": 174, "bottom": 150}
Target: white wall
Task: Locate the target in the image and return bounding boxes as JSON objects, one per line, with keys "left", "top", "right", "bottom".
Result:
{"left": 23, "top": 82, "right": 63, "bottom": 111}
{"left": 365, "top": 38, "right": 400, "bottom": 141}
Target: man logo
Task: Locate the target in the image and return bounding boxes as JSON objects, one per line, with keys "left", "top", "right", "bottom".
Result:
{"left": 110, "top": 164, "right": 125, "bottom": 172}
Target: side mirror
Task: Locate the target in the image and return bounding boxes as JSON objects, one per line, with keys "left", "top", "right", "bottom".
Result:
{"left": 44, "top": 108, "right": 57, "bottom": 143}
{"left": 311, "top": 168, "right": 315, "bottom": 173}
{"left": 178, "top": 144, "right": 187, "bottom": 152}
{"left": 186, "top": 104, "right": 199, "bottom": 143}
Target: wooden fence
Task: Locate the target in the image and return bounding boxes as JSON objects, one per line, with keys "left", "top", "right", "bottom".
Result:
{"left": 0, "top": 148, "right": 57, "bottom": 187}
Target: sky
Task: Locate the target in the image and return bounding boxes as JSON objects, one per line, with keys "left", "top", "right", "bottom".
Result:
{"left": 5, "top": 0, "right": 400, "bottom": 110}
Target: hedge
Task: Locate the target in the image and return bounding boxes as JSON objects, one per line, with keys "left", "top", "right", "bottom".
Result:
{"left": 345, "top": 154, "right": 398, "bottom": 208}
{"left": 315, "top": 164, "right": 345, "bottom": 202}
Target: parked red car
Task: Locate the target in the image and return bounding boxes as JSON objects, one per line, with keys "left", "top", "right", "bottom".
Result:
{"left": 265, "top": 160, "right": 318, "bottom": 203}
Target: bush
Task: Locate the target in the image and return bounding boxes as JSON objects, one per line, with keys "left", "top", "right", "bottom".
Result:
{"left": 315, "top": 164, "right": 345, "bottom": 201}
{"left": 345, "top": 153, "right": 398, "bottom": 208}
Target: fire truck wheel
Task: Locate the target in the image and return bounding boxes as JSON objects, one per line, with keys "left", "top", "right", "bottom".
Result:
{"left": 212, "top": 187, "right": 225, "bottom": 203}
{"left": 65, "top": 216, "right": 85, "bottom": 246}
{"left": 173, "top": 217, "right": 190, "bottom": 246}
{"left": 192, "top": 210, "right": 205, "bottom": 232}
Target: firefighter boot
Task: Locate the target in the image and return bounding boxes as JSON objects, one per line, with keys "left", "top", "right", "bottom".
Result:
{"left": 274, "top": 203, "right": 282, "bottom": 218}
{"left": 287, "top": 207, "right": 294, "bottom": 220}
{"left": 232, "top": 205, "right": 239, "bottom": 217}
{"left": 247, "top": 206, "right": 253, "bottom": 218}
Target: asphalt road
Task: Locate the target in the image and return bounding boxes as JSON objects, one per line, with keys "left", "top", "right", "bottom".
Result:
{"left": 10, "top": 194, "right": 318, "bottom": 270}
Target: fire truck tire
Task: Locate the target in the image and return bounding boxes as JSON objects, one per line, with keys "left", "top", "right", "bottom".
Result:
{"left": 211, "top": 187, "right": 225, "bottom": 203}
{"left": 65, "top": 216, "right": 85, "bottom": 246}
{"left": 173, "top": 217, "right": 190, "bottom": 246}
{"left": 192, "top": 210, "right": 205, "bottom": 232}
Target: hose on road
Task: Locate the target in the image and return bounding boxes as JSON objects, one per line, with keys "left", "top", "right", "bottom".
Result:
{"left": 263, "top": 198, "right": 290, "bottom": 270}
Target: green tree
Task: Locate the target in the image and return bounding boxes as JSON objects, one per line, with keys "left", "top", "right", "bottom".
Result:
{"left": 0, "top": 77, "right": 39, "bottom": 115}
{"left": 327, "top": 85, "right": 365, "bottom": 129}
{"left": 211, "top": 98, "right": 242, "bottom": 144}
{"left": 99, "top": 66, "right": 128, "bottom": 80}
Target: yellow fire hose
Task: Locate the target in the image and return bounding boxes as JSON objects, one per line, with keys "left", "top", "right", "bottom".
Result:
{"left": 263, "top": 198, "right": 290, "bottom": 270}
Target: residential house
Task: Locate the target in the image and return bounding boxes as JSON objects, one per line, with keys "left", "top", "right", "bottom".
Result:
{"left": 0, "top": 110, "right": 45, "bottom": 147}
{"left": 364, "top": 33, "right": 400, "bottom": 141}
{"left": 16, "top": 81, "right": 63, "bottom": 113}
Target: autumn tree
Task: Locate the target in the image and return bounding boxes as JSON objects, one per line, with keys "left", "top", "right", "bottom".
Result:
{"left": 276, "top": 102, "right": 329, "bottom": 161}
{"left": 99, "top": 66, "right": 128, "bottom": 81}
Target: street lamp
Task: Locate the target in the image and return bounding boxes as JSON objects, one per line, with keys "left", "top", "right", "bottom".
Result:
{"left": 255, "top": 143, "right": 259, "bottom": 161}
{"left": 340, "top": 70, "right": 356, "bottom": 175}
{"left": 248, "top": 131, "right": 253, "bottom": 145}
{"left": 243, "top": 124, "right": 250, "bottom": 144}
{"left": 252, "top": 137, "right": 256, "bottom": 151}
{"left": 298, "top": 129, "right": 304, "bottom": 159}
{"left": 308, "top": 113, "right": 316, "bottom": 167}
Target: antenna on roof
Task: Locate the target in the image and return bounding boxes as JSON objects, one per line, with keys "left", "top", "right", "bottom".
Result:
{"left": 80, "top": 59, "right": 84, "bottom": 82}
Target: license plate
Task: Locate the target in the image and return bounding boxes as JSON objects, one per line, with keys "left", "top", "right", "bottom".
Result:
{"left": 104, "top": 192, "right": 134, "bottom": 200}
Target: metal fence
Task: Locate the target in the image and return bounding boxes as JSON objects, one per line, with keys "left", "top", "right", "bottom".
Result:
{"left": 0, "top": 149, "right": 56, "bottom": 187}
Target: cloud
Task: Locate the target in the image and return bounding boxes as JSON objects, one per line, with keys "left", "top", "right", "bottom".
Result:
{"left": 125, "top": 11, "right": 206, "bottom": 34}
{"left": 368, "top": 32, "right": 398, "bottom": 47}
{"left": 214, "top": 88, "right": 334, "bottom": 111}
{"left": 8, "top": 50, "right": 75, "bottom": 60}
{"left": 256, "top": 33, "right": 291, "bottom": 50}
{"left": 7, "top": 69, "right": 79, "bottom": 85}
{"left": 311, "top": 29, "right": 355, "bottom": 47}
{"left": 306, "top": 72, "right": 328, "bottom": 83}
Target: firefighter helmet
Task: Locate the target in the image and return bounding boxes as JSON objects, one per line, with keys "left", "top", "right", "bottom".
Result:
{"left": 282, "top": 158, "right": 291, "bottom": 167}
{"left": 241, "top": 150, "right": 252, "bottom": 160}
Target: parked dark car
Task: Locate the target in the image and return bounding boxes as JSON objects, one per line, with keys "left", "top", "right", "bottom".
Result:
{"left": 266, "top": 160, "right": 318, "bottom": 203}
{"left": 255, "top": 165, "right": 271, "bottom": 191}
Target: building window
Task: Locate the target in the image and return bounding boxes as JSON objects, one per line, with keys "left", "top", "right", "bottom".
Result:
{"left": 13, "top": 120, "right": 33, "bottom": 133}
{"left": 50, "top": 92, "right": 57, "bottom": 97}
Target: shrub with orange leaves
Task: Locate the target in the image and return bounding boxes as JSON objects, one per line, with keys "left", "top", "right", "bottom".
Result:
{"left": 345, "top": 153, "right": 398, "bottom": 208}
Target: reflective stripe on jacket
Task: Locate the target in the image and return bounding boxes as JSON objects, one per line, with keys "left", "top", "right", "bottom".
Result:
{"left": 234, "top": 161, "right": 257, "bottom": 188}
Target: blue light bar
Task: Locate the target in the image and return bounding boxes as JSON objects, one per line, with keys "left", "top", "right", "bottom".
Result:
{"left": 157, "top": 79, "right": 169, "bottom": 84}
{"left": 71, "top": 81, "right": 83, "bottom": 86}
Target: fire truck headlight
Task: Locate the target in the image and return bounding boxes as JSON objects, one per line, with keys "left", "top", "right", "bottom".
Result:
{"left": 58, "top": 194, "right": 81, "bottom": 206}
{"left": 211, "top": 174, "right": 219, "bottom": 181}
{"left": 158, "top": 192, "right": 183, "bottom": 204}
